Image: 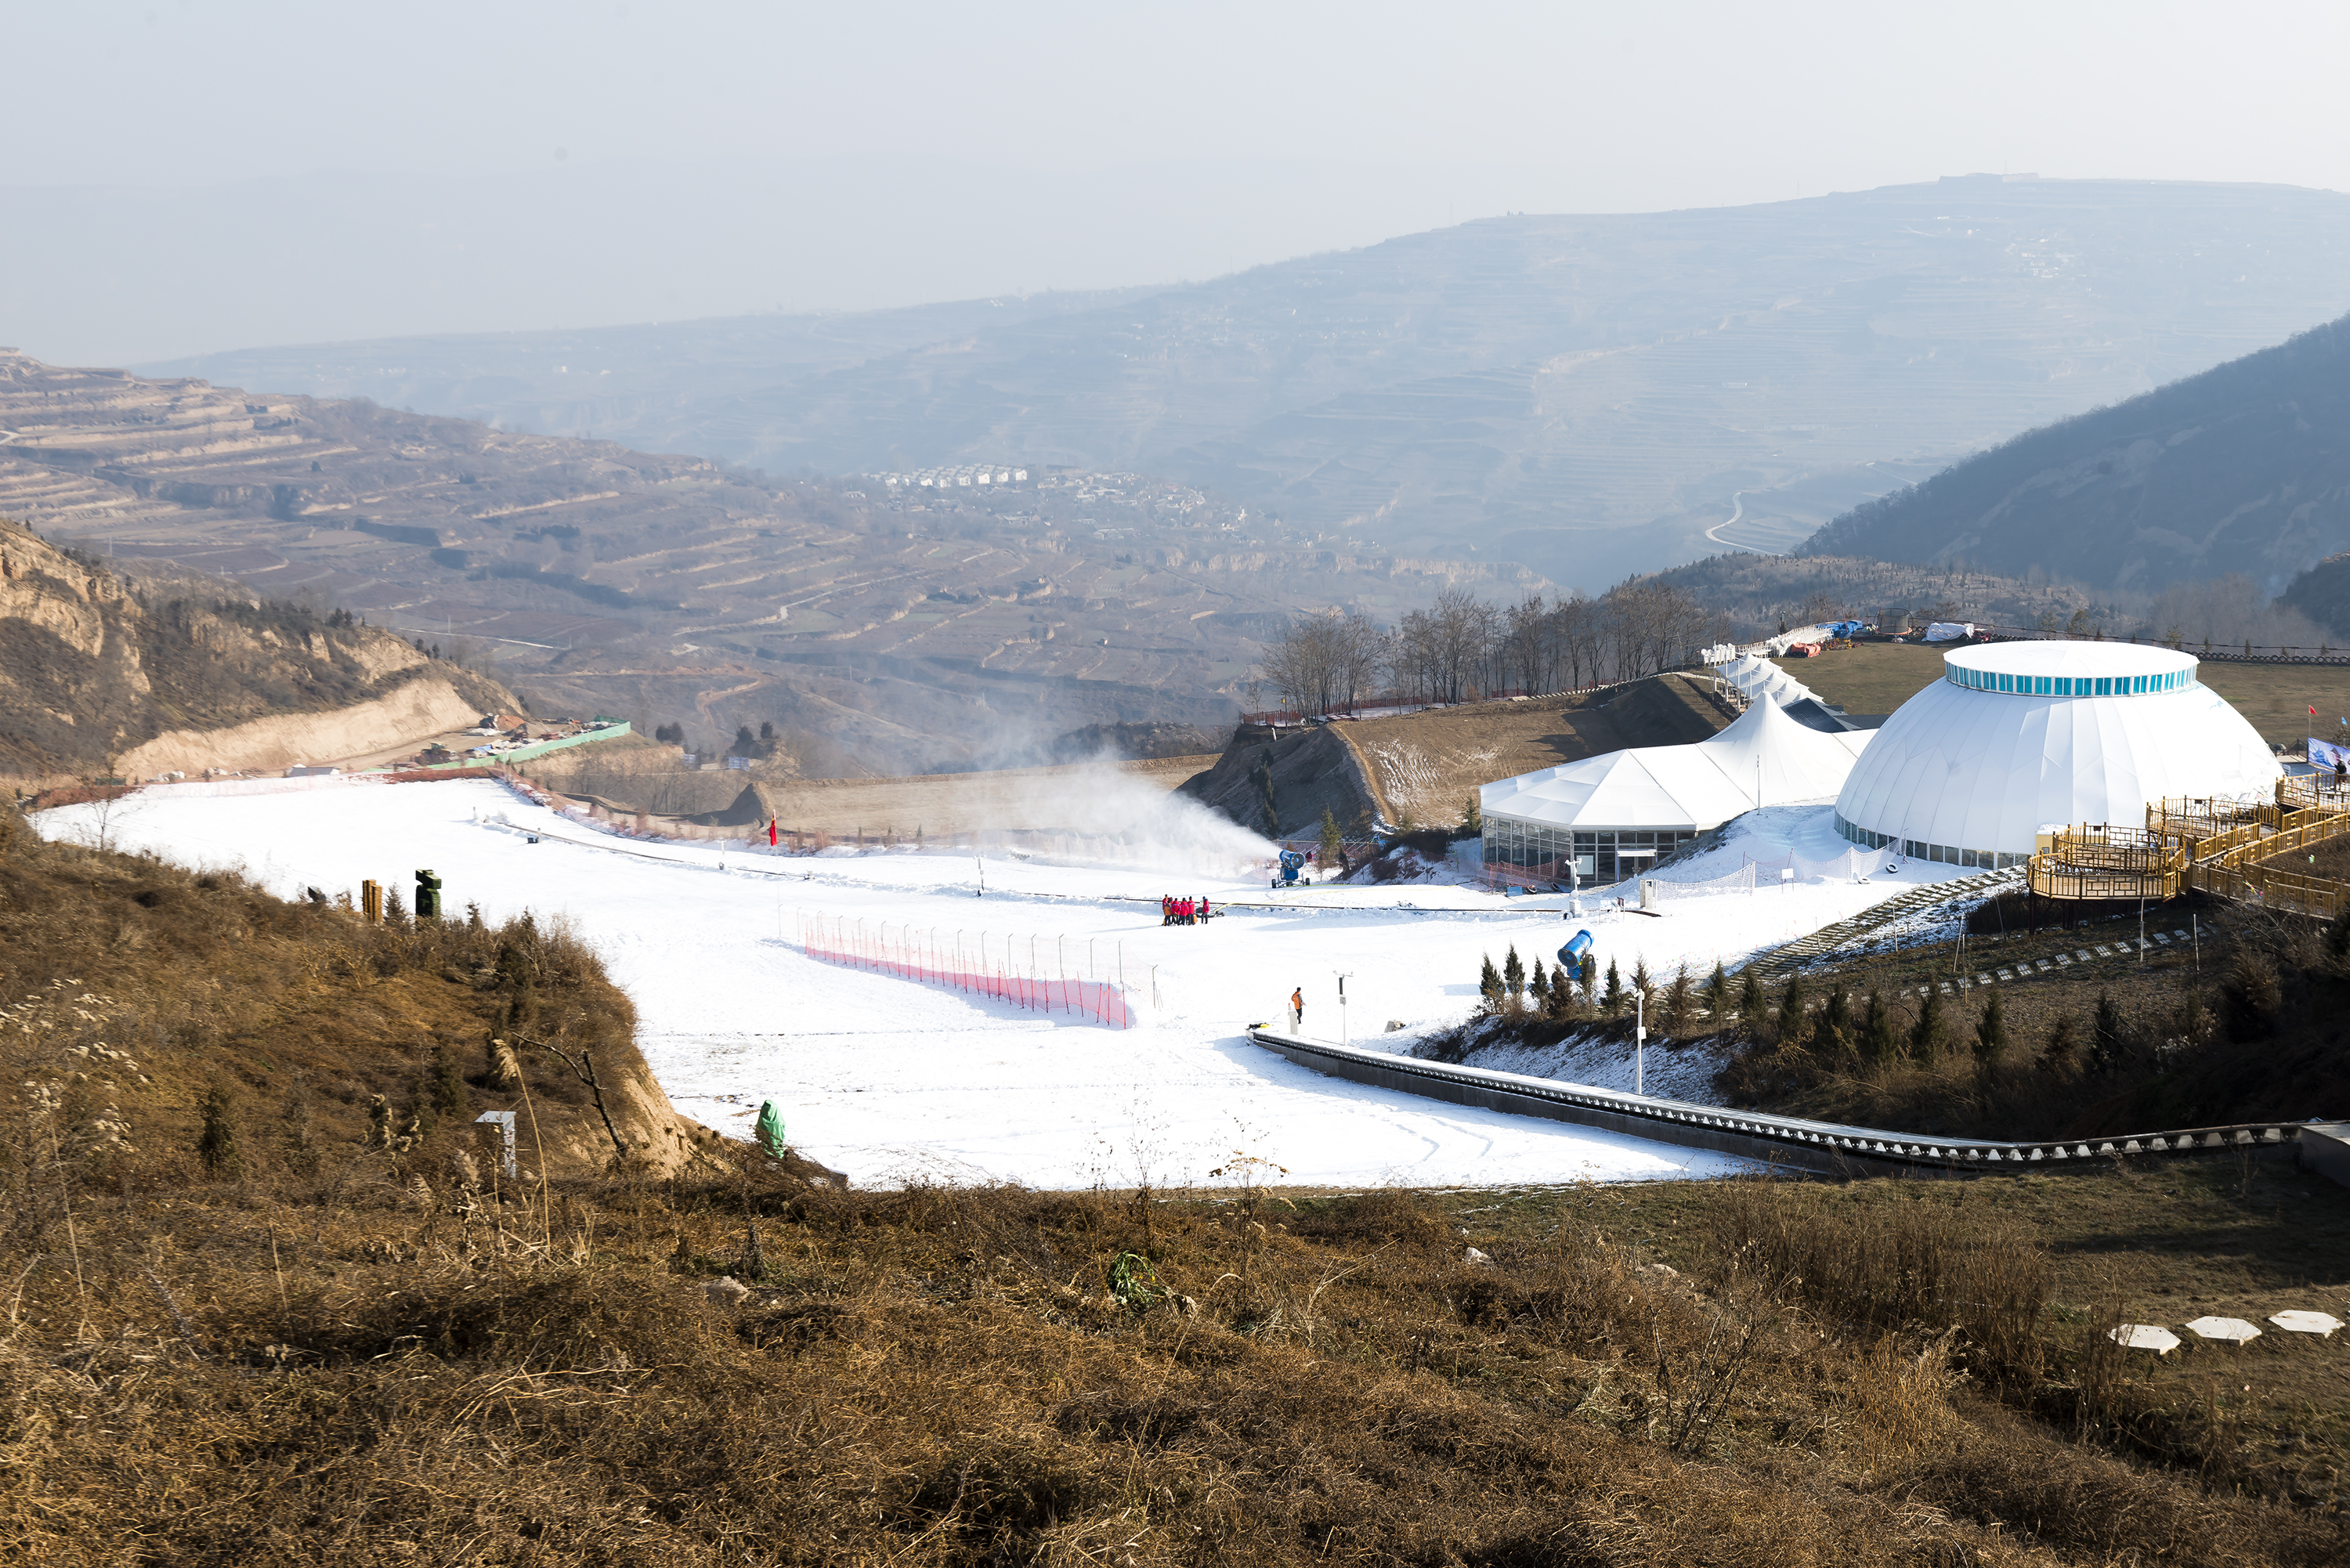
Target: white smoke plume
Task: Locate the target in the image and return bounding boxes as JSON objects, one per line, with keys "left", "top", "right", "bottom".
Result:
{"left": 992, "top": 757, "right": 1276, "bottom": 876}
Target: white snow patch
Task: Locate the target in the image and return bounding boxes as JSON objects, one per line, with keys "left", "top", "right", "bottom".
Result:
{"left": 34, "top": 782, "right": 1974, "bottom": 1189}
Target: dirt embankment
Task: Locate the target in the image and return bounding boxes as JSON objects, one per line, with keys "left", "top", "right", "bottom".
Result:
{"left": 533, "top": 753, "right": 1220, "bottom": 836}
{"left": 118, "top": 677, "right": 489, "bottom": 778}
{"left": 1185, "top": 674, "right": 1735, "bottom": 836}
{"left": 0, "top": 516, "right": 518, "bottom": 783}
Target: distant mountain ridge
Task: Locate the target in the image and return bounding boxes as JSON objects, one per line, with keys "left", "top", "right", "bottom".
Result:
{"left": 152, "top": 176, "right": 2350, "bottom": 588}
{"left": 1800, "top": 314, "right": 2350, "bottom": 594}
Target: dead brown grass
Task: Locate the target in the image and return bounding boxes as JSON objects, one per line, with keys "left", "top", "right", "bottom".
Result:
{"left": 5, "top": 1166, "right": 2346, "bottom": 1566}
{"left": 6, "top": 800, "right": 2350, "bottom": 1564}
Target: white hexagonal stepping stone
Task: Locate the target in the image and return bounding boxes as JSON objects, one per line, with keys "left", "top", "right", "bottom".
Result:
{"left": 2268, "top": 1310, "right": 2343, "bottom": 1338}
{"left": 2185, "top": 1316, "right": 2261, "bottom": 1343}
{"left": 2109, "top": 1324, "right": 2181, "bottom": 1353}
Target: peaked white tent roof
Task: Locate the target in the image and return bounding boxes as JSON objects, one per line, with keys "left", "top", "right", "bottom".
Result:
{"left": 1716, "top": 656, "right": 1821, "bottom": 708}
{"left": 1481, "top": 695, "right": 1872, "bottom": 833}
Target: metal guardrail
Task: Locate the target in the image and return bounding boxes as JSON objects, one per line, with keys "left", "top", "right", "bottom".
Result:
{"left": 1247, "top": 1028, "right": 2312, "bottom": 1178}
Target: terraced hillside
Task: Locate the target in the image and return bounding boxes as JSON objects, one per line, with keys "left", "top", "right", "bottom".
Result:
{"left": 0, "top": 351, "right": 1540, "bottom": 776}
{"left": 157, "top": 177, "right": 2350, "bottom": 587}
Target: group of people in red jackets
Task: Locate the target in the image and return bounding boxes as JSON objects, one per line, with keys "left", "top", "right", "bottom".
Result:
{"left": 1159, "top": 894, "right": 1213, "bottom": 926}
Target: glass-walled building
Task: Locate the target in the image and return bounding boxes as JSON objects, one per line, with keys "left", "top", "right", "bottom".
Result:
{"left": 1481, "top": 817, "right": 1699, "bottom": 886}
{"left": 1474, "top": 691, "right": 1878, "bottom": 890}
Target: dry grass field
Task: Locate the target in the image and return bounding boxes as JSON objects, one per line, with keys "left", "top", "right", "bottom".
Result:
{"left": 1774, "top": 641, "right": 2350, "bottom": 746}
{"left": 9, "top": 800, "right": 2350, "bottom": 1563}
{"left": 1343, "top": 674, "right": 1730, "bottom": 829}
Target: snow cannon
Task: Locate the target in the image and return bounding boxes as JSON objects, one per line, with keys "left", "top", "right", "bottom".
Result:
{"left": 1275, "top": 848, "right": 1308, "bottom": 887}
{"left": 1557, "top": 929, "right": 1593, "bottom": 968}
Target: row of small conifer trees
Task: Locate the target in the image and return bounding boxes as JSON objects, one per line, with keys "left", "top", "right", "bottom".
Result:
{"left": 1474, "top": 944, "right": 2131, "bottom": 1069}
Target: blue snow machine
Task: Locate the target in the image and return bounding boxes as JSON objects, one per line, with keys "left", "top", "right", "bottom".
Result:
{"left": 1274, "top": 848, "right": 1308, "bottom": 887}
{"left": 1557, "top": 929, "right": 1594, "bottom": 968}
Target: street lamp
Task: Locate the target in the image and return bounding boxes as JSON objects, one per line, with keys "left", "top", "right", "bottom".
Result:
{"left": 1335, "top": 970, "right": 1354, "bottom": 1046}
{"left": 1633, "top": 985, "right": 1647, "bottom": 1096}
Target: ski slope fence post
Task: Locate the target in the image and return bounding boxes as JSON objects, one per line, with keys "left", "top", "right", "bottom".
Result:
{"left": 795, "top": 909, "right": 1131, "bottom": 1028}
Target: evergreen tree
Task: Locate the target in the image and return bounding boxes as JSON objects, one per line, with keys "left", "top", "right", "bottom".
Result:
{"left": 1776, "top": 973, "right": 1810, "bottom": 1050}
{"left": 1578, "top": 953, "right": 1597, "bottom": 1002}
{"left": 1462, "top": 793, "right": 1482, "bottom": 835}
{"left": 1910, "top": 988, "right": 1947, "bottom": 1061}
{"left": 1502, "top": 945, "right": 1525, "bottom": 999}
{"left": 1318, "top": 807, "right": 1344, "bottom": 866}
{"left": 1530, "top": 956, "right": 1548, "bottom": 1001}
{"left": 2040, "top": 1012, "right": 2081, "bottom": 1070}
{"left": 1547, "top": 962, "right": 1575, "bottom": 1019}
{"left": 1479, "top": 954, "right": 1502, "bottom": 1012}
{"left": 1602, "top": 959, "right": 1625, "bottom": 1017}
{"left": 2091, "top": 990, "right": 2126, "bottom": 1072}
{"left": 1707, "top": 960, "right": 1729, "bottom": 1021}
{"left": 1664, "top": 964, "right": 1693, "bottom": 1036}
{"left": 1820, "top": 983, "right": 1852, "bottom": 1054}
{"left": 1861, "top": 990, "right": 1899, "bottom": 1064}
{"left": 196, "top": 1078, "right": 240, "bottom": 1180}
{"left": 1973, "top": 986, "right": 2008, "bottom": 1069}
{"left": 1737, "top": 967, "right": 1765, "bottom": 1035}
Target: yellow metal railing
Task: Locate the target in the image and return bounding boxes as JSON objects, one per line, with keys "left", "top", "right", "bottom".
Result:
{"left": 2033, "top": 779, "right": 2350, "bottom": 911}
{"left": 2026, "top": 825, "right": 2186, "bottom": 901}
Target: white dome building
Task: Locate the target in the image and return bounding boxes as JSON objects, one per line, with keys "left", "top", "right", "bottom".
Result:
{"left": 1833, "top": 641, "right": 2280, "bottom": 869}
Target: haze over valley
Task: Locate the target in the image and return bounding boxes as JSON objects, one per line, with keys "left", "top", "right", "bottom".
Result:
{"left": 150, "top": 177, "right": 2350, "bottom": 592}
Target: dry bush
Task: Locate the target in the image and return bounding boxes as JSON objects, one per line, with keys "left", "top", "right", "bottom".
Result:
{"left": 1705, "top": 1177, "right": 2050, "bottom": 1390}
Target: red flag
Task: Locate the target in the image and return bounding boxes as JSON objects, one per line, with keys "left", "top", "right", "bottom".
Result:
{"left": 768, "top": 816, "right": 778, "bottom": 847}
{"left": 2313, "top": 706, "right": 2320, "bottom": 717}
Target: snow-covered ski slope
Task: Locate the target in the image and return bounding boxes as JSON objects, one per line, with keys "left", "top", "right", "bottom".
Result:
{"left": 38, "top": 779, "right": 1982, "bottom": 1188}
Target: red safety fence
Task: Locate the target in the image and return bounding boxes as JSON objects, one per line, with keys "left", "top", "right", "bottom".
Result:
{"left": 797, "top": 911, "right": 1133, "bottom": 1028}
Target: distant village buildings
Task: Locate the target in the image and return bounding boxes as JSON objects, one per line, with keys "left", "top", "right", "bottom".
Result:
{"left": 873, "top": 464, "right": 1029, "bottom": 489}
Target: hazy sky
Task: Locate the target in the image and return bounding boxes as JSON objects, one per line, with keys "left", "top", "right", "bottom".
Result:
{"left": 13, "top": 0, "right": 2350, "bottom": 362}
{"left": 24, "top": 0, "right": 2350, "bottom": 197}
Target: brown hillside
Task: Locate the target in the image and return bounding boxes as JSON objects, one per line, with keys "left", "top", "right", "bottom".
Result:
{"left": 0, "top": 517, "right": 515, "bottom": 785}
{"left": 0, "top": 793, "right": 717, "bottom": 1179}
{"left": 1189, "top": 673, "right": 1736, "bottom": 836}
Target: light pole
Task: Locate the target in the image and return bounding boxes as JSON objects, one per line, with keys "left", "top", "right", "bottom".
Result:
{"left": 1634, "top": 986, "right": 1647, "bottom": 1096}
{"left": 1335, "top": 970, "right": 1354, "bottom": 1046}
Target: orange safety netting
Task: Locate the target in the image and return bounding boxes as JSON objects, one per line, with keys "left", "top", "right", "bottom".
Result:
{"left": 798, "top": 912, "right": 1131, "bottom": 1028}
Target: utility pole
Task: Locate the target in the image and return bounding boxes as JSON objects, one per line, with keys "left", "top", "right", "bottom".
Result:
{"left": 1634, "top": 987, "right": 1647, "bottom": 1096}
{"left": 1335, "top": 970, "right": 1354, "bottom": 1046}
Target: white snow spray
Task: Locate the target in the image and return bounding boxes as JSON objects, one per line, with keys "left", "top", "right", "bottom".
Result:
{"left": 1000, "top": 757, "right": 1276, "bottom": 876}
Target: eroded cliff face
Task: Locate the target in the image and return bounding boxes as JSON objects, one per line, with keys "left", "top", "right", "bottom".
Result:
{"left": 0, "top": 518, "right": 513, "bottom": 781}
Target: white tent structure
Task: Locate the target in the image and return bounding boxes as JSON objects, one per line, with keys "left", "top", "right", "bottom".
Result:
{"left": 1483, "top": 696, "right": 1871, "bottom": 884}
{"left": 1715, "top": 655, "right": 1821, "bottom": 710}
{"left": 1833, "top": 641, "right": 2281, "bottom": 868}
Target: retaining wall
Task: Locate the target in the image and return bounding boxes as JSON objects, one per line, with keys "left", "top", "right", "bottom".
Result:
{"left": 1249, "top": 1028, "right": 2312, "bottom": 1179}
